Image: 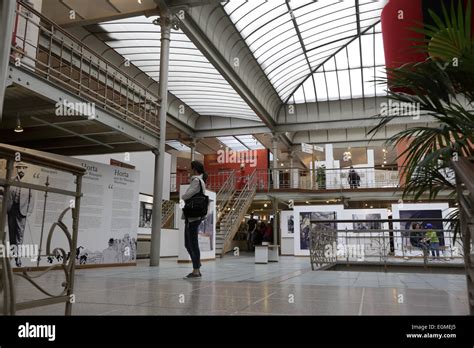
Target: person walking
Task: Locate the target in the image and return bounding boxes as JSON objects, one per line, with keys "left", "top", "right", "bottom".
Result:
{"left": 181, "top": 161, "right": 208, "bottom": 278}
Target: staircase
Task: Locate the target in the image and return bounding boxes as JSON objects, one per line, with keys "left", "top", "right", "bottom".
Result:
{"left": 161, "top": 200, "right": 175, "bottom": 227}
{"left": 215, "top": 170, "right": 258, "bottom": 257}
{"left": 215, "top": 171, "right": 236, "bottom": 223}
{"left": 452, "top": 157, "right": 474, "bottom": 315}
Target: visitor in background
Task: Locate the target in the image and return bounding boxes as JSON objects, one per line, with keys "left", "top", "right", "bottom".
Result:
{"left": 247, "top": 214, "right": 257, "bottom": 251}
{"left": 254, "top": 221, "right": 265, "bottom": 246}
{"left": 181, "top": 160, "right": 208, "bottom": 278}
{"left": 263, "top": 218, "right": 273, "bottom": 243}
{"left": 410, "top": 222, "right": 424, "bottom": 248}
{"left": 348, "top": 166, "right": 360, "bottom": 189}
{"left": 424, "top": 223, "right": 440, "bottom": 260}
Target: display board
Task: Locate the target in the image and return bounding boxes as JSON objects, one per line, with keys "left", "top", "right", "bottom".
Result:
{"left": 391, "top": 202, "right": 453, "bottom": 257}
{"left": 341, "top": 209, "right": 389, "bottom": 258}
{"left": 1, "top": 158, "right": 140, "bottom": 268}
{"left": 280, "top": 211, "right": 294, "bottom": 238}
{"left": 293, "top": 205, "right": 344, "bottom": 256}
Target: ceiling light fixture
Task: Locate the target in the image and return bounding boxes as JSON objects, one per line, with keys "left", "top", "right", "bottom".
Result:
{"left": 14, "top": 117, "right": 23, "bottom": 133}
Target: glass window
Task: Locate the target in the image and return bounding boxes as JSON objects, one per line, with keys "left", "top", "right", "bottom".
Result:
{"left": 224, "top": 0, "right": 388, "bottom": 103}
{"left": 97, "top": 15, "right": 260, "bottom": 121}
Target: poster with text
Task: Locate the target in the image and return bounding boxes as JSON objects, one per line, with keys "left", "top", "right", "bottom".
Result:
{"left": 1, "top": 157, "right": 140, "bottom": 268}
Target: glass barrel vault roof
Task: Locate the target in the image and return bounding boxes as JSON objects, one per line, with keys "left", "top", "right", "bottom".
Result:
{"left": 222, "top": 0, "right": 388, "bottom": 103}
{"left": 96, "top": 16, "right": 260, "bottom": 121}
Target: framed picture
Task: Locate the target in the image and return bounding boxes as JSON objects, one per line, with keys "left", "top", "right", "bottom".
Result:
{"left": 280, "top": 211, "right": 294, "bottom": 238}
{"left": 293, "top": 205, "right": 344, "bottom": 256}
{"left": 392, "top": 203, "right": 450, "bottom": 257}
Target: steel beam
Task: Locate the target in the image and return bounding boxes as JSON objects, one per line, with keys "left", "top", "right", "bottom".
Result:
{"left": 180, "top": 4, "right": 281, "bottom": 128}
{"left": 290, "top": 124, "right": 415, "bottom": 146}
{"left": 0, "top": 0, "right": 15, "bottom": 122}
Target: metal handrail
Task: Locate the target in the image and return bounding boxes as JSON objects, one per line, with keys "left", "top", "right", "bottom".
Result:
{"left": 11, "top": 1, "right": 160, "bottom": 134}
{"left": 308, "top": 226, "right": 463, "bottom": 271}
{"left": 161, "top": 200, "right": 175, "bottom": 227}
{"left": 256, "top": 166, "right": 402, "bottom": 191}
{"left": 215, "top": 171, "right": 236, "bottom": 222}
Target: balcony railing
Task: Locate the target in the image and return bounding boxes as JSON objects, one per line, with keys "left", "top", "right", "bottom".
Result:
{"left": 170, "top": 171, "right": 235, "bottom": 194}
{"left": 11, "top": 1, "right": 160, "bottom": 134}
{"left": 308, "top": 218, "right": 463, "bottom": 271}
{"left": 256, "top": 166, "right": 400, "bottom": 191}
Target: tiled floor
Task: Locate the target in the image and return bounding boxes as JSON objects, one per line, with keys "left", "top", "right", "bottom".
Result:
{"left": 12, "top": 255, "right": 469, "bottom": 315}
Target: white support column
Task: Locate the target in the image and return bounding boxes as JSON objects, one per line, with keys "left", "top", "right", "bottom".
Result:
{"left": 190, "top": 138, "right": 197, "bottom": 161}
{"left": 289, "top": 151, "right": 299, "bottom": 189}
{"left": 150, "top": 8, "right": 174, "bottom": 267}
{"left": 367, "top": 149, "right": 375, "bottom": 187}
{"left": 272, "top": 134, "right": 279, "bottom": 189}
{"left": 272, "top": 196, "right": 278, "bottom": 252}
{"left": 0, "top": 0, "right": 15, "bottom": 121}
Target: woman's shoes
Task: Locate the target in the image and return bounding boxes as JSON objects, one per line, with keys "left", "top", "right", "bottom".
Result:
{"left": 184, "top": 272, "right": 202, "bottom": 279}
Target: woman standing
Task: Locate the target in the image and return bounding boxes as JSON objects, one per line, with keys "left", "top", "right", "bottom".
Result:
{"left": 181, "top": 161, "right": 208, "bottom": 278}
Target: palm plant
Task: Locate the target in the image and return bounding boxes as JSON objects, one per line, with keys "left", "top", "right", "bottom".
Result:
{"left": 369, "top": 0, "right": 474, "bottom": 240}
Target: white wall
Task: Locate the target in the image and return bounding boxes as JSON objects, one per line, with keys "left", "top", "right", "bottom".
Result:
{"left": 281, "top": 239, "right": 294, "bottom": 255}
{"left": 280, "top": 210, "right": 294, "bottom": 255}
{"left": 76, "top": 151, "right": 171, "bottom": 199}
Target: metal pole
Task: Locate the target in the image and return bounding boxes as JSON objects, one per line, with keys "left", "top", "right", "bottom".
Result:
{"left": 289, "top": 151, "right": 294, "bottom": 189}
{"left": 272, "top": 134, "right": 278, "bottom": 189}
{"left": 150, "top": 9, "right": 172, "bottom": 267}
{"left": 0, "top": 0, "right": 16, "bottom": 121}
{"left": 36, "top": 176, "right": 49, "bottom": 267}
{"left": 190, "top": 139, "right": 196, "bottom": 161}
{"left": 1, "top": 160, "right": 13, "bottom": 315}
{"left": 272, "top": 196, "right": 278, "bottom": 249}
{"left": 66, "top": 174, "right": 82, "bottom": 316}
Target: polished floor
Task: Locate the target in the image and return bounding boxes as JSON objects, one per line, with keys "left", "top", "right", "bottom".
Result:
{"left": 13, "top": 255, "right": 469, "bottom": 315}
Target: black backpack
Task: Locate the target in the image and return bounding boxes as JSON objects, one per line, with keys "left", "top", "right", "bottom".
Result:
{"left": 182, "top": 178, "right": 209, "bottom": 218}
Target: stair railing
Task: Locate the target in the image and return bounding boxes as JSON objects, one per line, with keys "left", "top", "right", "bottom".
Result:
{"left": 215, "top": 171, "right": 236, "bottom": 224}
{"left": 161, "top": 200, "right": 175, "bottom": 227}
{"left": 217, "top": 170, "right": 258, "bottom": 255}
